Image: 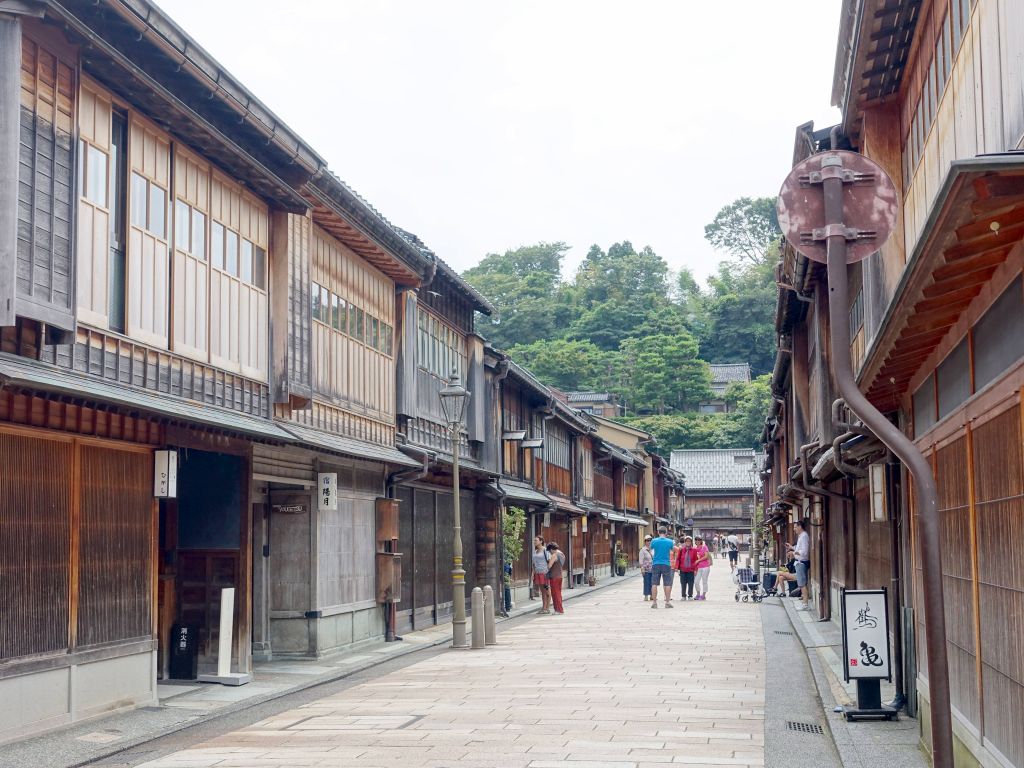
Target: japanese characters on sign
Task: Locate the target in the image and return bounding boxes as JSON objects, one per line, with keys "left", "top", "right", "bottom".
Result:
{"left": 841, "top": 588, "right": 891, "bottom": 681}
{"left": 318, "top": 472, "right": 338, "bottom": 511}
{"left": 154, "top": 449, "right": 178, "bottom": 498}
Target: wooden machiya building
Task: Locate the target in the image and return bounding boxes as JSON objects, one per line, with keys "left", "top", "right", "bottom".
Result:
{"left": 764, "top": 2, "right": 1024, "bottom": 765}
{"left": 0, "top": 0, "right": 442, "bottom": 743}
{"left": 670, "top": 449, "right": 762, "bottom": 544}
{"left": 390, "top": 252, "right": 499, "bottom": 634}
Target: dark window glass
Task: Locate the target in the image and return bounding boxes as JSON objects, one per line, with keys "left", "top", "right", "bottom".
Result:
{"left": 371, "top": 317, "right": 380, "bottom": 350}
{"left": 952, "top": 0, "right": 963, "bottom": 49}
{"left": 331, "top": 294, "right": 341, "bottom": 330}
{"left": 311, "top": 281, "right": 321, "bottom": 321}
{"left": 192, "top": 210, "right": 206, "bottom": 261}
{"left": 130, "top": 172, "right": 147, "bottom": 229}
{"left": 941, "top": 13, "right": 952, "bottom": 86}
{"left": 973, "top": 277, "right": 1024, "bottom": 390}
{"left": 109, "top": 111, "right": 129, "bottom": 333}
{"left": 253, "top": 245, "right": 265, "bottom": 289}
{"left": 913, "top": 375, "right": 936, "bottom": 437}
{"left": 225, "top": 230, "right": 238, "bottom": 275}
{"left": 240, "top": 239, "right": 253, "bottom": 283}
{"left": 211, "top": 222, "right": 224, "bottom": 270}
{"left": 355, "top": 307, "right": 365, "bottom": 341}
{"left": 383, "top": 324, "right": 393, "bottom": 356}
{"left": 937, "top": 338, "right": 970, "bottom": 419}
{"left": 149, "top": 184, "right": 166, "bottom": 238}
{"left": 321, "top": 286, "right": 329, "bottom": 323}
{"left": 339, "top": 295, "right": 349, "bottom": 330}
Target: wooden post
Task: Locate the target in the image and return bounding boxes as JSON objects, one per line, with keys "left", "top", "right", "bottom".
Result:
{"left": 965, "top": 426, "right": 985, "bottom": 734}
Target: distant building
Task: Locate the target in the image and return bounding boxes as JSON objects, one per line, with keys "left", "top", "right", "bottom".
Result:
{"left": 698, "top": 363, "right": 751, "bottom": 413}
{"left": 566, "top": 392, "right": 624, "bottom": 418}
{"left": 670, "top": 449, "right": 763, "bottom": 538}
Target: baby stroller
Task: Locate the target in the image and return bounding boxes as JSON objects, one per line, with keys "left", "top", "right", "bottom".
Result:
{"left": 734, "top": 566, "right": 767, "bottom": 602}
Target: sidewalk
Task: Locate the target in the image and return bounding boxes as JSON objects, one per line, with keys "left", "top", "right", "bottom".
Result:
{"left": 0, "top": 572, "right": 636, "bottom": 768}
{"left": 774, "top": 593, "right": 928, "bottom": 768}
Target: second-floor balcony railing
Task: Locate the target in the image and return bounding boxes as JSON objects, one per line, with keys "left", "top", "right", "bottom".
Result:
{"left": 594, "top": 473, "right": 614, "bottom": 506}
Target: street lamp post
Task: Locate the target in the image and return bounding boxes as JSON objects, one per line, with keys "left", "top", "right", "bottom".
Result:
{"left": 439, "top": 370, "right": 471, "bottom": 649}
{"left": 749, "top": 465, "right": 759, "bottom": 578}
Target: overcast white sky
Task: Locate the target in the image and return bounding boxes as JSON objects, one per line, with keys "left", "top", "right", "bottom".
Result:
{"left": 157, "top": 0, "right": 842, "bottom": 284}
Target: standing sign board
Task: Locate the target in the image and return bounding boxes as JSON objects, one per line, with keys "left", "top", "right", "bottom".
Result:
{"left": 841, "top": 588, "right": 891, "bottom": 681}
{"left": 318, "top": 472, "right": 338, "bottom": 512}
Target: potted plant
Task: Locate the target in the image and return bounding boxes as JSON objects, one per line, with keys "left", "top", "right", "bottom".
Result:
{"left": 501, "top": 505, "right": 526, "bottom": 611}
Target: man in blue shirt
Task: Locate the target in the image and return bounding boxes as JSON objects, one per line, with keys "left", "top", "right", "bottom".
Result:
{"left": 649, "top": 527, "right": 675, "bottom": 609}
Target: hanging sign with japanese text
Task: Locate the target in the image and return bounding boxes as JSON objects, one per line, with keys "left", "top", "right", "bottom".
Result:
{"left": 154, "top": 450, "right": 178, "bottom": 498}
{"left": 841, "top": 588, "right": 891, "bottom": 681}
{"left": 318, "top": 472, "right": 338, "bottom": 511}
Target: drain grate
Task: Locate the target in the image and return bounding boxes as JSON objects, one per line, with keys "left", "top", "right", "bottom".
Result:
{"left": 774, "top": 630, "right": 794, "bottom": 636}
{"left": 787, "top": 721, "right": 825, "bottom": 735}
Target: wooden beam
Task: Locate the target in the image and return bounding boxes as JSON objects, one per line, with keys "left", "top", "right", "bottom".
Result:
{"left": 934, "top": 247, "right": 1009, "bottom": 280}
{"left": 953, "top": 206, "right": 1024, "bottom": 244}
{"left": 913, "top": 288, "right": 979, "bottom": 314}
{"left": 946, "top": 229, "right": 1024, "bottom": 266}
{"left": 922, "top": 268, "right": 998, "bottom": 299}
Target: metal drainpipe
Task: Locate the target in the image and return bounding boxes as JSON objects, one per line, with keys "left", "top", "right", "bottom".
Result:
{"left": 885, "top": 453, "right": 908, "bottom": 710}
{"left": 821, "top": 152, "right": 953, "bottom": 767}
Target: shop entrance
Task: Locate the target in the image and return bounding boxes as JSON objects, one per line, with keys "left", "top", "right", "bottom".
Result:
{"left": 158, "top": 448, "right": 246, "bottom": 677}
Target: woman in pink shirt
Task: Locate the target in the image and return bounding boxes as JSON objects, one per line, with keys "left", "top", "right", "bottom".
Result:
{"left": 693, "top": 536, "right": 713, "bottom": 600}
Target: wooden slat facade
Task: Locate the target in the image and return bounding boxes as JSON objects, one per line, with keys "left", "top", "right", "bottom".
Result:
{"left": 0, "top": 426, "right": 155, "bottom": 669}
{"left": 16, "top": 30, "right": 76, "bottom": 335}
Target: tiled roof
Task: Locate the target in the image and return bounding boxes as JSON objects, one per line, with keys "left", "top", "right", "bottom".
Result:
{"left": 670, "top": 449, "right": 764, "bottom": 491}
{"left": 566, "top": 392, "right": 617, "bottom": 404}
{"left": 709, "top": 364, "right": 751, "bottom": 385}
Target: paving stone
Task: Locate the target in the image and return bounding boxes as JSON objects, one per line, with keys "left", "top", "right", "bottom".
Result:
{"left": 139, "top": 570, "right": 766, "bottom": 768}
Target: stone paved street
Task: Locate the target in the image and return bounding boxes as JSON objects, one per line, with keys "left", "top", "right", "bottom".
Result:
{"left": 137, "top": 564, "right": 764, "bottom": 768}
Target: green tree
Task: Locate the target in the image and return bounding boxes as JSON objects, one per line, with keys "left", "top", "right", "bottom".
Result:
{"left": 506, "top": 339, "right": 619, "bottom": 392}
{"left": 462, "top": 242, "right": 570, "bottom": 349}
{"left": 724, "top": 374, "right": 773, "bottom": 450}
{"left": 703, "top": 196, "right": 781, "bottom": 265}
{"left": 699, "top": 254, "right": 777, "bottom": 375}
{"left": 618, "top": 332, "right": 712, "bottom": 414}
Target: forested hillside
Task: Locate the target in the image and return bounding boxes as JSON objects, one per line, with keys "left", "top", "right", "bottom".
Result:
{"left": 461, "top": 197, "right": 779, "bottom": 453}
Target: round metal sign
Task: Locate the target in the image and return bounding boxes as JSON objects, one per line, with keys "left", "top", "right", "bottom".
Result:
{"left": 776, "top": 150, "right": 898, "bottom": 264}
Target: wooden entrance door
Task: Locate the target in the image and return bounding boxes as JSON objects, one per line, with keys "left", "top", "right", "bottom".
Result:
{"left": 177, "top": 550, "right": 239, "bottom": 668}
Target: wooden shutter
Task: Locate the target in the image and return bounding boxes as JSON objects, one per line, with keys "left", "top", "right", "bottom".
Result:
{"left": 0, "top": 431, "right": 72, "bottom": 661}
{"left": 75, "top": 82, "right": 112, "bottom": 329}
{"left": 14, "top": 34, "right": 77, "bottom": 335}
{"left": 171, "top": 148, "right": 210, "bottom": 361}
{"left": 76, "top": 445, "right": 153, "bottom": 646}
{"left": 126, "top": 117, "right": 170, "bottom": 347}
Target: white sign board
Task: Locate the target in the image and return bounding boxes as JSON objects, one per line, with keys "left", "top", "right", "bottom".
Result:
{"left": 318, "top": 472, "right": 338, "bottom": 511}
{"left": 841, "top": 588, "right": 891, "bottom": 681}
{"left": 154, "top": 450, "right": 178, "bottom": 498}
{"left": 581, "top": 516, "right": 588, "bottom": 533}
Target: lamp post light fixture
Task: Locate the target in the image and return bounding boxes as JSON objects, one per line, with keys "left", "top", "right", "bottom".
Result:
{"left": 438, "top": 370, "right": 471, "bottom": 649}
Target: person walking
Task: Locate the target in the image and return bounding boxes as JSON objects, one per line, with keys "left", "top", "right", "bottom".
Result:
{"left": 546, "top": 542, "right": 566, "bottom": 614}
{"left": 727, "top": 533, "right": 739, "bottom": 571}
{"left": 532, "top": 536, "right": 551, "bottom": 614}
{"left": 675, "top": 536, "right": 698, "bottom": 600}
{"left": 649, "top": 527, "right": 675, "bottom": 609}
{"left": 694, "top": 535, "right": 713, "bottom": 600}
{"left": 640, "top": 535, "right": 654, "bottom": 601}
